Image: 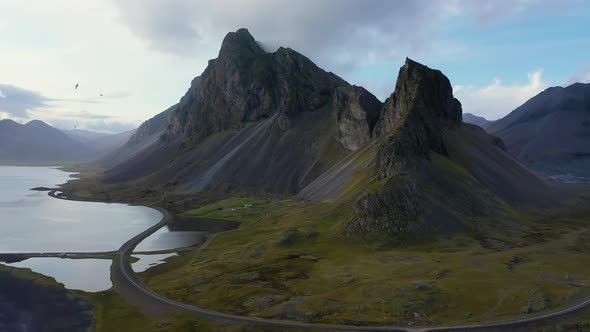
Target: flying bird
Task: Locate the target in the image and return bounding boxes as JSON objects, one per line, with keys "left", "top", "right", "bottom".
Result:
{"left": 75, "top": 83, "right": 79, "bottom": 90}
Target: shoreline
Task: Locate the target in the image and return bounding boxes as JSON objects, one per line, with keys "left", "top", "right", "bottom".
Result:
{"left": 39, "top": 188, "right": 590, "bottom": 331}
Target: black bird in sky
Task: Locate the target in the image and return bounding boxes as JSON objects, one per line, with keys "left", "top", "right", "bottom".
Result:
{"left": 75, "top": 83, "right": 79, "bottom": 90}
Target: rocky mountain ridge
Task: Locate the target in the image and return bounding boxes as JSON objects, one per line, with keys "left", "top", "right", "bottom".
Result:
{"left": 162, "top": 29, "right": 352, "bottom": 146}
{"left": 488, "top": 83, "right": 590, "bottom": 182}
{"left": 347, "top": 59, "right": 463, "bottom": 237}
{"left": 106, "top": 29, "right": 382, "bottom": 193}
{"left": 102, "top": 29, "right": 560, "bottom": 239}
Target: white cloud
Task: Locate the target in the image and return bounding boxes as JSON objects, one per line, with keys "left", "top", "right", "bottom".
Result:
{"left": 454, "top": 70, "right": 546, "bottom": 120}
{"left": 564, "top": 64, "right": 590, "bottom": 86}
{"left": 0, "top": 89, "right": 6, "bottom": 98}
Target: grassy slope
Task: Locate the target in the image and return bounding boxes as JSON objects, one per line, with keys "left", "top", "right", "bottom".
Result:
{"left": 58, "top": 125, "right": 590, "bottom": 327}
{"left": 138, "top": 189, "right": 590, "bottom": 326}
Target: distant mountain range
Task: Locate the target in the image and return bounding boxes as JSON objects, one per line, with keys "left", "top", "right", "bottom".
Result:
{"left": 463, "top": 113, "right": 494, "bottom": 129}
{"left": 0, "top": 119, "right": 134, "bottom": 165}
{"left": 0, "top": 119, "right": 93, "bottom": 164}
{"left": 98, "top": 104, "right": 176, "bottom": 168}
{"left": 488, "top": 83, "right": 590, "bottom": 182}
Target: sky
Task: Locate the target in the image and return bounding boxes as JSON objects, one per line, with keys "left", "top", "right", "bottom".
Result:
{"left": 0, "top": 0, "right": 589, "bottom": 133}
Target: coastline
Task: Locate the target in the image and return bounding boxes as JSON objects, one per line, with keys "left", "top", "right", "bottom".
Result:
{"left": 48, "top": 187, "right": 590, "bottom": 331}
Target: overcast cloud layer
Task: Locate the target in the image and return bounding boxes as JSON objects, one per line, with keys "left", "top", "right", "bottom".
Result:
{"left": 115, "top": 0, "right": 568, "bottom": 74}
{"left": 0, "top": 0, "right": 588, "bottom": 132}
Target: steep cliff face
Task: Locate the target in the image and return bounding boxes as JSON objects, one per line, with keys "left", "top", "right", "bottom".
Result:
{"left": 375, "top": 60, "right": 461, "bottom": 179}
{"left": 106, "top": 29, "right": 381, "bottom": 193}
{"left": 374, "top": 59, "right": 461, "bottom": 179}
{"left": 333, "top": 86, "right": 382, "bottom": 151}
{"left": 162, "top": 28, "right": 349, "bottom": 145}
{"left": 344, "top": 58, "right": 558, "bottom": 238}
{"left": 347, "top": 59, "right": 464, "bottom": 237}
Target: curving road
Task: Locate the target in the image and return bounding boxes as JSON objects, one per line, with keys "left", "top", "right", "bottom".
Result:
{"left": 39, "top": 191, "right": 590, "bottom": 331}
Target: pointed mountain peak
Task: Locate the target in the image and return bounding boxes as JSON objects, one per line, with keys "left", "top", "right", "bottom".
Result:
{"left": 393, "top": 57, "right": 462, "bottom": 127}
{"left": 404, "top": 57, "right": 427, "bottom": 69}
{"left": 218, "top": 28, "right": 265, "bottom": 60}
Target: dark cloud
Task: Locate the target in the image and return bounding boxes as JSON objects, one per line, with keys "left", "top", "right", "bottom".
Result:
{"left": 0, "top": 84, "right": 52, "bottom": 118}
{"left": 115, "top": 0, "right": 202, "bottom": 54}
{"left": 113, "top": 0, "right": 583, "bottom": 78}
{"left": 114, "top": 0, "right": 447, "bottom": 73}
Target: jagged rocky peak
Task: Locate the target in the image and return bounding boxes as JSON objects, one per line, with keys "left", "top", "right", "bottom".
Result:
{"left": 374, "top": 58, "right": 462, "bottom": 178}
{"left": 163, "top": 28, "right": 350, "bottom": 145}
{"left": 333, "top": 86, "right": 383, "bottom": 151}
{"left": 218, "top": 28, "right": 266, "bottom": 60}
{"left": 347, "top": 59, "right": 463, "bottom": 238}
{"left": 377, "top": 58, "right": 462, "bottom": 136}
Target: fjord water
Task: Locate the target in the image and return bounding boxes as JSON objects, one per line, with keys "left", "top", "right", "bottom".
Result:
{"left": 0, "top": 166, "right": 162, "bottom": 253}
{"left": 6, "top": 258, "right": 112, "bottom": 292}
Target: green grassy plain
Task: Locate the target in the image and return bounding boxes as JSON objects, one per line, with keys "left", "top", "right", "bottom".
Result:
{"left": 137, "top": 195, "right": 590, "bottom": 326}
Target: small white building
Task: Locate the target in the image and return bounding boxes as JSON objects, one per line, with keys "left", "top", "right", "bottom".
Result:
{"left": 244, "top": 203, "right": 253, "bottom": 208}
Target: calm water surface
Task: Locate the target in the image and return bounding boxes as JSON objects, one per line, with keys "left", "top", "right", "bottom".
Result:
{"left": 0, "top": 166, "right": 232, "bottom": 292}
{"left": 132, "top": 253, "right": 178, "bottom": 272}
{"left": 0, "top": 166, "right": 162, "bottom": 253}
{"left": 135, "top": 227, "right": 208, "bottom": 252}
{"left": 5, "top": 258, "right": 112, "bottom": 292}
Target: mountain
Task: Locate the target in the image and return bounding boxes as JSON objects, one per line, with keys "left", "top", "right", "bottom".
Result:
{"left": 0, "top": 120, "right": 94, "bottom": 164}
{"left": 488, "top": 83, "right": 590, "bottom": 182}
{"left": 300, "top": 59, "right": 557, "bottom": 237}
{"left": 105, "top": 29, "right": 380, "bottom": 193}
{"left": 463, "top": 113, "right": 494, "bottom": 129}
{"left": 63, "top": 128, "right": 136, "bottom": 157}
{"left": 99, "top": 29, "right": 559, "bottom": 238}
{"left": 62, "top": 128, "right": 109, "bottom": 143}
{"left": 98, "top": 104, "right": 176, "bottom": 168}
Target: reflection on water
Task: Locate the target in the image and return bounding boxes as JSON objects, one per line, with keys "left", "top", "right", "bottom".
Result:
{"left": 3, "top": 258, "right": 112, "bottom": 292}
{"left": 135, "top": 217, "right": 239, "bottom": 252}
{"left": 134, "top": 227, "right": 207, "bottom": 252}
{"left": 0, "top": 166, "right": 163, "bottom": 253}
{"left": 131, "top": 253, "right": 178, "bottom": 272}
